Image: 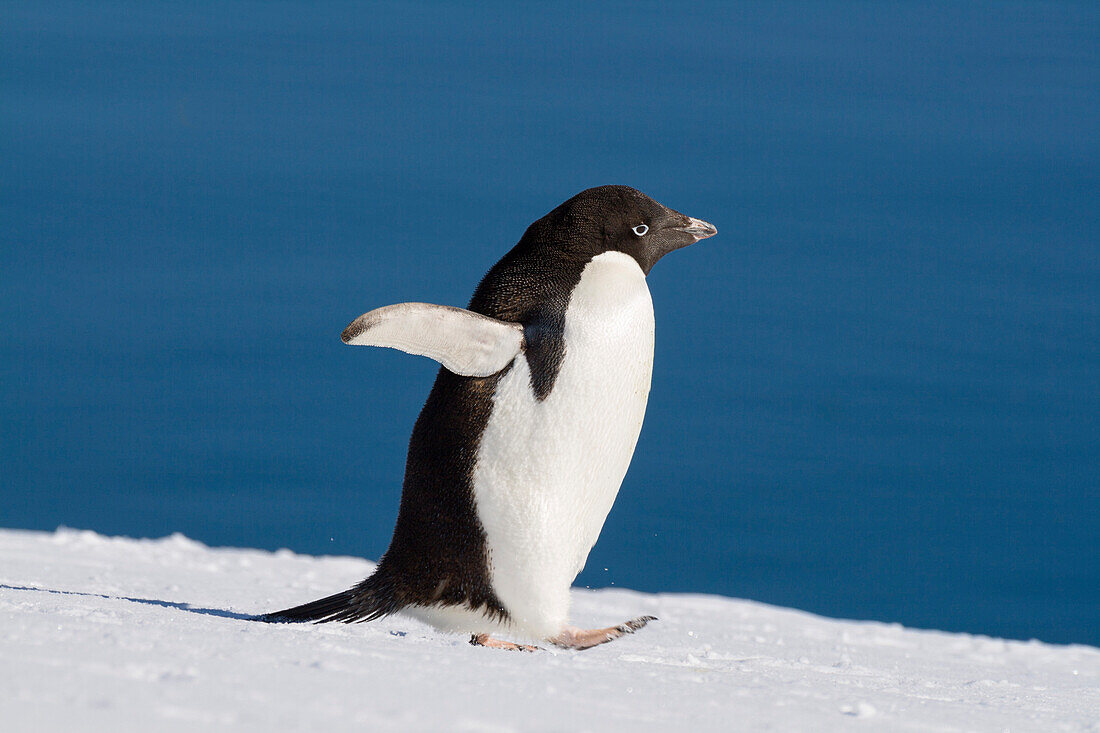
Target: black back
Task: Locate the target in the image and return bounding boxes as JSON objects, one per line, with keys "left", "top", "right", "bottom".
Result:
{"left": 262, "top": 186, "right": 706, "bottom": 624}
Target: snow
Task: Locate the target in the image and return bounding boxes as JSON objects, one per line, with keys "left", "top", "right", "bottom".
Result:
{"left": 1, "top": 528, "right": 1097, "bottom": 732}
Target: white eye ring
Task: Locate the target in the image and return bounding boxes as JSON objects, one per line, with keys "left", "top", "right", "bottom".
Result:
{"left": 632, "top": 224, "right": 649, "bottom": 236}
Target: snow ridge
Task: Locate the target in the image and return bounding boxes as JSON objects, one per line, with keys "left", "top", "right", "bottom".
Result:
{"left": 1, "top": 528, "right": 1097, "bottom": 732}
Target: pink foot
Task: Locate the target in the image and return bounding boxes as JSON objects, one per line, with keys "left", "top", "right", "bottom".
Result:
{"left": 549, "top": 616, "right": 657, "bottom": 650}
{"left": 469, "top": 633, "right": 540, "bottom": 652}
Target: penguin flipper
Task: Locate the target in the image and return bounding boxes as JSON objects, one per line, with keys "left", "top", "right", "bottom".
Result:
{"left": 341, "top": 302, "right": 524, "bottom": 377}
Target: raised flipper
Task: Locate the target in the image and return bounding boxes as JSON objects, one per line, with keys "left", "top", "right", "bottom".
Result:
{"left": 341, "top": 302, "right": 525, "bottom": 377}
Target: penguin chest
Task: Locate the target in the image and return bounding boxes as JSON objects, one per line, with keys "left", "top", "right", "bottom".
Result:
{"left": 471, "top": 251, "right": 654, "bottom": 636}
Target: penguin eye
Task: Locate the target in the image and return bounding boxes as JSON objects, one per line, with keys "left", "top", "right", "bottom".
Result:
{"left": 632, "top": 224, "right": 649, "bottom": 237}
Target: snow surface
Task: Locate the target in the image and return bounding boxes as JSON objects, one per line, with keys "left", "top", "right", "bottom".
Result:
{"left": 1, "top": 528, "right": 1097, "bottom": 732}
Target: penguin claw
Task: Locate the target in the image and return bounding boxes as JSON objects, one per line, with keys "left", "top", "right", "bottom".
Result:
{"left": 616, "top": 615, "right": 658, "bottom": 634}
{"left": 550, "top": 615, "right": 658, "bottom": 650}
{"left": 469, "top": 633, "right": 541, "bottom": 652}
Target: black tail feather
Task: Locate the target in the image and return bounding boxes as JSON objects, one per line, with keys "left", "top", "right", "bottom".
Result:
{"left": 257, "top": 574, "right": 402, "bottom": 624}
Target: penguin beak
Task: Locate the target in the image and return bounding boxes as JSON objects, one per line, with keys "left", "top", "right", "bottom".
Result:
{"left": 676, "top": 217, "right": 718, "bottom": 241}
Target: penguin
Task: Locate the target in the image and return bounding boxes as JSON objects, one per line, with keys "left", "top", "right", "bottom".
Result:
{"left": 261, "top": 185, "right": 716, "bottom": 651}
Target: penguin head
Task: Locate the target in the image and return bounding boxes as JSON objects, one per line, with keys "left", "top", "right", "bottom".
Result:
{"left": 530, "top": 185, "right": 717, "bottom": 274}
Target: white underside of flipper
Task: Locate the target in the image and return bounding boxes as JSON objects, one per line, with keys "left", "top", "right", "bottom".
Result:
{"left": 342, "top": 302, "right": 524, "bottom": 378}
{"left": 470, "top": 251, "right": 655, "bottom": 640}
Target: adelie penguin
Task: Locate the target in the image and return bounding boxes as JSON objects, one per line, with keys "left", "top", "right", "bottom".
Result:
{"left": 261, "top": 185, "right": 716, "bottom": 651}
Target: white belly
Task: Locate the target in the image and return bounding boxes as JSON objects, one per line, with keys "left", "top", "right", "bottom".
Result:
{"left": 471, "top": 251, "right": 654, "bottom": 639}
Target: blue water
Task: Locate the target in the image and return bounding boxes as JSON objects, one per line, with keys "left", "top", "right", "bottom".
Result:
{"left": 3, "top": 2, "right": 1097, "bottom": 645}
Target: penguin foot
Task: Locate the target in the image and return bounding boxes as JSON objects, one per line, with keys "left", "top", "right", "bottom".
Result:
{"left": 549, "top": 615, "right": 658, "bottom": 650}
{"left": 469, "top": 633, "right": 540, "bottom": 652}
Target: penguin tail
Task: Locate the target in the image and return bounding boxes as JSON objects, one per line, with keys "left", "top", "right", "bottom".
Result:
{"left": 256, "top": 573, "right": 402, "bottom": 624}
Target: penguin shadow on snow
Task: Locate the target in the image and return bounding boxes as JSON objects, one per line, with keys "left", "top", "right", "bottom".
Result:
{"left": 1, "top": 583, "right": 255, "bottom": 621}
